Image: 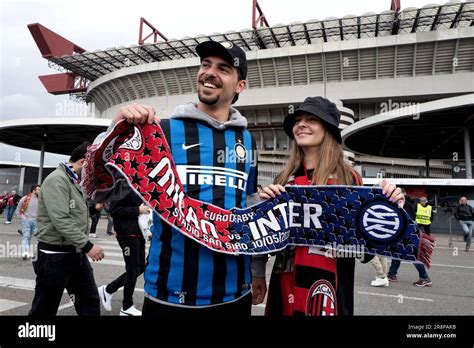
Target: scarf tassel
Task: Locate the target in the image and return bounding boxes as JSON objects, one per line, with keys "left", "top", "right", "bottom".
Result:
{"left": 417, "top": 231, "right": 436, "bottom": 268}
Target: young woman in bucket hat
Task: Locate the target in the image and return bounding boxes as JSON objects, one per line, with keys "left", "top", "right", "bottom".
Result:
{"left": 251, "top": 96, "right": 405, "bottom": 316}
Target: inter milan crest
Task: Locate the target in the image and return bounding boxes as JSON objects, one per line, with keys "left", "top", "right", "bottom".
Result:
{"left": 355, "top": 198, "right": 407, "bottom": 247}
{"left": 234, "top": 140, "right": 246, "bottom": 161}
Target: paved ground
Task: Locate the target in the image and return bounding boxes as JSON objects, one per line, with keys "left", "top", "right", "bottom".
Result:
{"left": 0, "top": 216, "right": 472, "bottom": 316}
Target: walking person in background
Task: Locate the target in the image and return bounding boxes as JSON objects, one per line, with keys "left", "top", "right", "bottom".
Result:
{"left": 29, "top": 142, "right": 104, "bottom": 317}
{"left": 5, "top": 190, "right": 21, "bottom": 224}
{"left": 369, "top": 256, "right": 389, "bottom": 287}
{"left": 454, "top": 196, "right": 473, "bottom": 252}
{"left": 16, "top": 185, "right": 41, "bottom": 260}
{"left": 98, "top": 191, "right": 148, "bottom": 316}
{"left": 0, "top": 190, "right": 8, "bottom": 217}
{"left": 102, "top": 202, "right": 114, "bottom": 236}
{"left": 388, "top": 190, "right": 433, "bottom": 287}
{"left": 88, "top": 202, "right": 114, "bottom": 238}
{"left": 88, "top": 202, "right": 103, "bottom": 238}
{"left": 415, "top": 196, "right": 432, "bottom": 235}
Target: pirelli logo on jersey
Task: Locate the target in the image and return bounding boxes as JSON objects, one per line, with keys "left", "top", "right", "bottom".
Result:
{"left": 176, "top": 165, "right": 248, "bottom": 191}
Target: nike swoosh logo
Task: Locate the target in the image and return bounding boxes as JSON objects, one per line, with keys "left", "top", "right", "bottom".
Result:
{"left": 182, "top": 143, "right": 202, "bottom": 150}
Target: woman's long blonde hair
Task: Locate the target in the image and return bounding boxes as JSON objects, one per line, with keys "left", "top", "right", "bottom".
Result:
{"left": 274, "top": 129, "right": 354, "bottom": 186}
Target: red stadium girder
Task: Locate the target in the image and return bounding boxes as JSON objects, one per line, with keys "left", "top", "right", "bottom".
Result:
{"left": 138, "top": 17, "right": 168, "bottom": 45}
{"left": 28, "top": 23, "right": 87, "bottom": 95}
{"left": 391, "top": 0, "right": 401, "bottom": 12}
{"left": 38, "top": 73, "right": 87, "bottom": 95}
{"left": 28, "top": 23, "right": 86, "bottom": 58}
{"left": 252, "top": 0, "right": 270, "bottom": 30}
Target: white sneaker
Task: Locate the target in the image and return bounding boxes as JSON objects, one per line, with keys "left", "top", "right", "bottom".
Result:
{"left": 371, "top": 277, "right": 389, "bottom": 287}
{"left": 120, "top": 305, "right": 142, "bottom": 316}
{"left": 89, "top": 233, "right": 97, "bottom": 238}
{"left": 5, "top": 221, "right": 12, "bottom": 224}
{"left": 98, "top": 285, "right": 112, "bottom": 311}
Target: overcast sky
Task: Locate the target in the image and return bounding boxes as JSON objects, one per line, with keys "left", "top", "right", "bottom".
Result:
{"left": 0, "top": 0, "right": 449, "bottom": 163}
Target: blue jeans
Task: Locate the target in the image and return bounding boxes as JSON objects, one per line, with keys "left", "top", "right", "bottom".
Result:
{"left": 6, "top": 205, "right": 16, "bottom": 222}
{"left": 21, "top": 219, "right": 37, "bottom": 255}
{"left": 388, "top": 259, "right": 429, "bottom": 280}
{"left": 459, "top": 220, "right": 473, "bottom": 250}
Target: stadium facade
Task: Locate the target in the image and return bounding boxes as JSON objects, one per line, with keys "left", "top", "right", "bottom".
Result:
{"left": 5, "top": 0, "right": 474, "bottom": 231}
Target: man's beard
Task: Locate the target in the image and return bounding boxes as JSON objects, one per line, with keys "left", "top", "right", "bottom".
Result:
{"left": 198, "top": 90, "right": 219, "bottom": 105}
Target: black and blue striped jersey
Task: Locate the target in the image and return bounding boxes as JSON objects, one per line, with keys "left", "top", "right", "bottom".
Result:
{"left": 144, "top": 117, "right": 258, "bottom": 306}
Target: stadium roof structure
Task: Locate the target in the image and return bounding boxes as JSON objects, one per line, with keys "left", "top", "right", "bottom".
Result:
{"left": 30, "top": 1, "right": 474, "bottom": 83}
{"left": 0, "top": 118, "right": 110, "bottom": 155}
{"left": 342, "top": 93, "right": 474, "bottom": 159}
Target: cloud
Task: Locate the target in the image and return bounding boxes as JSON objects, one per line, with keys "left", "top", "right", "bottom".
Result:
{"left": 0, "top": 94, "right": 43, "bottom": 119}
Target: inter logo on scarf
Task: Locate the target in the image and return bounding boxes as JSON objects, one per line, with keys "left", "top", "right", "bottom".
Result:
{"left": 82, "top": 121, "right": 434, "bottom": 266}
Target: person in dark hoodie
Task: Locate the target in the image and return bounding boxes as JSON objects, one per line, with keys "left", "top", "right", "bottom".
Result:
{"left": 92, "top": 41, "right": 258, "bottom": 318}
{"left": 97, "top": 191, "right": 149, "bottom": 316}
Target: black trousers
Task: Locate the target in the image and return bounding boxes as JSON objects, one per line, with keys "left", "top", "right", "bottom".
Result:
{"left": 420, "top": 224, "right": 431, "bottom": 235}
{"left": 29, "top": 251, "right": 100, "bottom": 317}
{"left": 142, "top": 292, "right": 252, "bottom": 319}
{"left": 422, "top": 225, "right": 431, "bottom": 235}
{"left": 106, "top": 236, "right": 145, "bottom": 310}
{"left": 90, "top": 214, "right": 100, "bottom": 235}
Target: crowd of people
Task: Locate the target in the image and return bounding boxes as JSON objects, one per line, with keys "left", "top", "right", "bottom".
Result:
{"left": 1, "top": 190, "right": 22, "bottom": 224}
{"left": 4, "top": 40, "right": 472, "bottom": 317}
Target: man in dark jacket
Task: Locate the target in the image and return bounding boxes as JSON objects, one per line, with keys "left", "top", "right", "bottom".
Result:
{"left": 97, "top": 190, "right": 150, "bottom": 316}
{"left": 454, "top": 196, "right": 473, "bottom": 252}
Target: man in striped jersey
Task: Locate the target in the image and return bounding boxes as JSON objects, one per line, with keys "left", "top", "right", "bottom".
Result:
{"left": 107, "top": 41, "right": 261, "bottom": 317}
